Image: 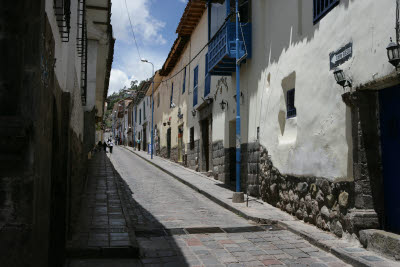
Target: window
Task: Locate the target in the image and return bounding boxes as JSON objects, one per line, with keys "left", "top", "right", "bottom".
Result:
{"left": 182, "top": 67, "right": 186, "bottom": 94}
{"left": 286, "top": 89, "right": 296, "bottom": 118}
{"left": 190, "top": 127, "right": 194, "bottom": 150}
{"left": 134, "top": 107, "right": 137, "bottom": 122}
{"left": 157, "top": 93, "right": 160, "bottom": 107}
{"left": 193, "top": 66, "right": 198, "bottom": 107}
{"left": 313, "top": 0, "right": 339, "bottom": 24}
{"left": 204, "top": 56, "right": 210, "bottom": 97}
{"left": 143, "top": 101, "right": 145, "bottom": 119}
{"left": 170, "top": 83, "right": 174, "bottom": 108}
{"left": 139, "top": 109, "right": 142, "bottom": 124}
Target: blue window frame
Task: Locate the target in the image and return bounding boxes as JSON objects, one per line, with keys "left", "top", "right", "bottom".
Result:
{"left": 182, "top": 67, "right": 186, "bottom": 94}
{"left": 170, "top": 83, "right": 174, "bottom": 108}
{"left": 204, "top": 56, "right": 210, "bottom": 97}
{"left": 287, "top": 89, "right": 296, "bottom": 118}
{"left": 313, "top": 0, "right": 339, "bottom": 24}
{"left": 134, "top": 107, "right": 137, "bottom": 122}
{"left": 139, "top": 109, "right": 142, "bottom": 124}
{"left": 143, "top": 101, "right": 145, "bottom": 119}
{"left": 193, "top": 66, "right": 198, "bottom": 106}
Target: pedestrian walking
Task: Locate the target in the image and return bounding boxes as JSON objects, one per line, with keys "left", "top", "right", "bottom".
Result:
{"left": 108, "top": 140, "right": 113, "bottom": 154}
{"left": 137, "top": 138, "right": 141, "bottom": 151}
{"left": 103, "top": 141, "right": 107, "bottom": 152}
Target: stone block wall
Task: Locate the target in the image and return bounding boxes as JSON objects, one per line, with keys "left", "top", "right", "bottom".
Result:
{"left": 259, "top": 147, "right": 357, "bottom": 237}
{"left": 159, "top": 146, "right": 167, "bottom": 158}
{"left": 212, "top": 141, "right": 229, "bottom": 182}
{"left": 241, "top": 142, "right": 260, "bottom": 196}
{"left": 187, "top": 140, "right": 200, "bottom": 171}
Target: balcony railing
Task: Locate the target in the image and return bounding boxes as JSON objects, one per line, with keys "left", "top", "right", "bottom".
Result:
{"left": 207, "top": 22, "right": 251, "bottom": 76}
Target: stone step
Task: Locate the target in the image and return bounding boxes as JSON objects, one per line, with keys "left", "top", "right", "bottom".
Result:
{"left": 66, "top": 246, "right": 140, "bottom": 259}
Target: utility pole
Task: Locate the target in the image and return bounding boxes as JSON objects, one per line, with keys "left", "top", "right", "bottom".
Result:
{"left": 233, "top": 0, "right": 244, "bottom": 203}
{"left": 141, "top": 59, "right": 155, "bottom": 159}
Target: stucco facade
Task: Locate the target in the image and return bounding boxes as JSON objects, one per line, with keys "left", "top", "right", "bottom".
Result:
{"left": 148, "top": 0, "right": 400, "bottom": 238}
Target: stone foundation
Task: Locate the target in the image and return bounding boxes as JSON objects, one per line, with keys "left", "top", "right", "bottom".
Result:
{"left": 187, "top": 140, "right": 200, "bottom": 171}
{"left": 212, "top": 141, "right": 230, "bottom": 183}
{"left": 258, "top": 147, "right": 378, "bottom": 237}
{"left": 241, "top": 142, "right": 260, "bottom": 196}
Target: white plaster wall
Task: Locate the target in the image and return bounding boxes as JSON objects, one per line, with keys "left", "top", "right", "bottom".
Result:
{"left": 45, "top": 0, "right": 84, "bottom": 139}
{"left": 86, "top": 40, "right": 98, "bottom": 111}
{"left": 154, "top": 12, "right": 209, "bottom": 152}
{"left": 242, "top": 0, "right": 396, "bottom": 181}
{"left": 185, "top": 10, "right": 209, "bottom": 146}
{"left": 134, "top": 96, "right": 151, "bottom": 146}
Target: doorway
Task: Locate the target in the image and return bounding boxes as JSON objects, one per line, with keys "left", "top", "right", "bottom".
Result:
{"left": 143, "top": 126, "right": 147, "bottom": 152}
{"left": 379, "top": 85, "right": 400, "bottom": 234}
{"left": 178, "top": 125, "right": 183, "bottom": 162}
{"left": 167, "top": 128, "right": 171, "bottom": 158}
{"left": 201, "top": 119, "right": 210, "bottom": 171}
{"left": 229, "top": 120, "right": 236, "bottom": 184}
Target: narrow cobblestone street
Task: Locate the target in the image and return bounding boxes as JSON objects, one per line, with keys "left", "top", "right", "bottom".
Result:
{"left": 103, "top": 146, "right": 352, "bottom": 267}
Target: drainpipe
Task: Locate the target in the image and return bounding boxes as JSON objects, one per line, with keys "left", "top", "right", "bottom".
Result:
{"left": 235, "top": 0, "right": 241, "bottom": 194}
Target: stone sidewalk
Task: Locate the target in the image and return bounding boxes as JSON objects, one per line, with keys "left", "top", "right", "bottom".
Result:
{"left": 66, "top": 150, "right": 139, "bottom": 258}
{"left": 125, "top": 147, "right": 400, "bottom": 267}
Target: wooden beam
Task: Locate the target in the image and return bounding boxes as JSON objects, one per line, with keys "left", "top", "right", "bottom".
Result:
{"left": 86, "top": 5, "right": 109, "bottom": 11}
{"left": 93, "top": 21, "right": 108, "bottom": 25}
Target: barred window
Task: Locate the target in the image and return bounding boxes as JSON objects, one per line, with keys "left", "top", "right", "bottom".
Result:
{"left": 313, "top": 0, "right": 339, "bottom": 24}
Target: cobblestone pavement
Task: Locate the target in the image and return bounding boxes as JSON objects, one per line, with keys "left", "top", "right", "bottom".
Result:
{"left": 108, "top": 147, "right": 352, "bottom": 267}
{"left": 66, "top": 150, "right": 138, "bottom": 260}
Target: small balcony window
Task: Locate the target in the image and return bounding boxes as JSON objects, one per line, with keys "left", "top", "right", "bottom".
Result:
{"left": 286, "top": 89, "right": 296, "bottom": 118}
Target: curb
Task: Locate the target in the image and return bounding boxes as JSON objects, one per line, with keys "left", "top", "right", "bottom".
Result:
{"left": 122, "top": 147, "right": 276, "bottom": 226}
{"left": 122, "top": 147, "right": 393, "bottom": 267}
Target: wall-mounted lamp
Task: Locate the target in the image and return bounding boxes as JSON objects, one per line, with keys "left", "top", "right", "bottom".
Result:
{"left": 177, "top": 107, "right": 183, "bottom": 119}
{"left": 191, "top": 109, "right": 197, "bottom": 117}
{"left": 333, "top": 67, "right": 352, "bottom": 89}
{"left": 387, "top": 37, "right": 400, "bottom": 69}
{"left": 219, "top": 100, "right": 228, "bottom": 110}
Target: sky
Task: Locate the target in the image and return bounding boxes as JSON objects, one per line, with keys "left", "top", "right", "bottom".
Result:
{"left": 109, "top": 0, "right": 188, "bottom": 96}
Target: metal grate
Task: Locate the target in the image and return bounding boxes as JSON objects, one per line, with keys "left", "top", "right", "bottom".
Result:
{"left": 54, "top": 0, "right": 71, "bottom": 42}
{"left": 185, "top": 227, "right": 225, "bottom": 234}
{"left": 313, "top": 0, "right": 339, "bottom": 24}
{"left": 77, "top": 0, "right": 87, "bottom": 105}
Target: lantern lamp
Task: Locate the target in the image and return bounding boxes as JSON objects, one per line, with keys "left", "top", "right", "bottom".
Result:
{"left": 333, "top": 68, "right": 347, "bottom": 87}
{"left": 387, "top": 37, "right": 400, "bottom": 68}
{"left": 219, "top": 100, "right": 228, "bottom": 110}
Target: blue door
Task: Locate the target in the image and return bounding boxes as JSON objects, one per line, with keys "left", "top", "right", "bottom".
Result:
{"left": 379, "top": 85, "right": 400, "bottom": 234}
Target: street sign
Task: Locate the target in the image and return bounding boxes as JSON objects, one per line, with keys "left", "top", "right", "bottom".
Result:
{"left": 329, "top": 42, "right": 353, "bottom": 70}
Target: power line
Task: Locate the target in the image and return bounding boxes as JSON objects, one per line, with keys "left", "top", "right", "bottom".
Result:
{"left": 155, "top": 12, "right": 235, "bottom": 85}
{"left": 123, "top": 0, "right": 142, "bottom": 60}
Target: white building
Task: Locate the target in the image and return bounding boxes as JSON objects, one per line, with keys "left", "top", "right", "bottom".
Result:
{"left": 153, "top": 0, "right": 400, "bottom": 238}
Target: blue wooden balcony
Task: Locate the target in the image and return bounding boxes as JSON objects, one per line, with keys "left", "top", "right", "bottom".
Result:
{"left": 207, "top": 22, "right": 251, "bottom": 76}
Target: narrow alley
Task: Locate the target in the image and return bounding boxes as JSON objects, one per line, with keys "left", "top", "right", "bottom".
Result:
{"left": 68, "top": 146, "right": 368, "bottom": 267}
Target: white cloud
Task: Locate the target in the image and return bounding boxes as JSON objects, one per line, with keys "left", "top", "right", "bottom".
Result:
{"left": 111, "top": 0, "right": 166, "bottom": 46}
{"left": 179, "top": 0, "right": 187, "bottom": 3}
{"left": 108, "top": 69, "right": 134, "bottom": 95}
